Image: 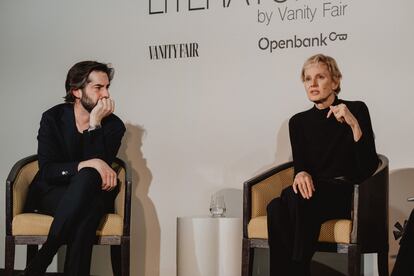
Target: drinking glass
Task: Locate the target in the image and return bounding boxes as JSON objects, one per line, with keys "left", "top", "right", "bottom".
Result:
{"left": 210, "top": 194, "right": 226, "bottom": 217}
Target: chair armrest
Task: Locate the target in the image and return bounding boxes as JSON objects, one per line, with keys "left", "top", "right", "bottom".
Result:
{"left": 243, "top": 162, "right": 294, "bottom": 238}
{"left": 113, "top": 157, "right": 132, "bottom": 237}
{"left": 6, "top": 154, "right": 38, "bottom": 235}
{"left": 351, "top": 154, "right": 389, "bottom": 252}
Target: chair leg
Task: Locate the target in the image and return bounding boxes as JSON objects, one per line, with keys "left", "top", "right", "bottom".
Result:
{"left": 377, "top": 251, "right": 389, "bottom": 276}
{"left": 121, "top": 237, "right": 130, "bottom": 276}
{"left": 111, "top": 245, "right": 122, "bottom": 276}
{"left": 26, "top": 244, "right": 38, "bottom": 266}
{"left": 242, "top": 238, "right": 254, "bottom": 276}
{"left": 5, "top": 236, "right": 15, "bottom": 276}
{"left": 348, "top": 245, "right": 362, "bottom": 276}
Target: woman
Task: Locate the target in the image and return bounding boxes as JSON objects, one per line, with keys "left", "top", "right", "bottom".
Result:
{"left": 266, "top": 54, "right": 379, "bottom": 276}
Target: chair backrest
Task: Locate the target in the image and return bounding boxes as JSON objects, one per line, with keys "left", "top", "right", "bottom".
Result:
{"left": 12, "top": 160, "right": 39, "bottom": 217}
{"left": 350, "top": 154, "right": 389, "bottom": 249}
{"left": 114, "top": 164, "right": 126, "bottom": 218}
{"left": 250, "top": 166, "right": 294, "bottom": 218}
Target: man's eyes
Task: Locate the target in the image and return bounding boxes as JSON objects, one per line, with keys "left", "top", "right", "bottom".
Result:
{"left": 93, "top": 85, "right": 109, "bottom": 89}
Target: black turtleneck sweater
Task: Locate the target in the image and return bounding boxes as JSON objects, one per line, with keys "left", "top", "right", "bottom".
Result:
{"left": 289, "top": 97, "right": 379, "bottom": 183}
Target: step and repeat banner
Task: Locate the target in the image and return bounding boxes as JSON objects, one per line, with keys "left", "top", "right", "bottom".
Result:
{"left": 140, "top": 0, "right": 412, "bottom": 274}
{"left": 148, "top": 0, "right": 350, "bottom": 57}
{"left": 1, "top": 1, "right": 413, "bottom": 275}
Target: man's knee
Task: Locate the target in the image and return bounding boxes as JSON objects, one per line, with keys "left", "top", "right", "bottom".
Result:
{"left": 74, "top": 167, "right": 100, "bottom": 181}
{"left": 70, "top": 168, "right": 101, "bottom": 192}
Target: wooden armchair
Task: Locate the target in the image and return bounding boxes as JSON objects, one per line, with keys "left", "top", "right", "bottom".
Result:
{"left": 242, "top": 154, "right": 389, "bottom": 276}
{"left": 4, "top": 154, "right": 132, "bottom": 276}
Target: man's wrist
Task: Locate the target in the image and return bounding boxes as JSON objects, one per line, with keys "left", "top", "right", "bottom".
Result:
{"left": 88, "top": 124, "right": 102, "bottom": 132}
{"left": 78, "top": 159, "right": 97, "bottom": 171}
{"left": 89, "top": 115, "right": 101, "bottom": 129}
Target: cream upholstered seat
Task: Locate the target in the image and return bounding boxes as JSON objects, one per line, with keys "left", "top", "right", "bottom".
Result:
{"left": 242, "top": 155, "right": 389, "bottom": 276}
{"left": 5, "top": 155, "right": 132, "bottom": 276}
{"left": 12, "top": 213, "right": 124, "bottom": 236}
{"left": 247, "top": 216, "right": 352, "bottom": 243}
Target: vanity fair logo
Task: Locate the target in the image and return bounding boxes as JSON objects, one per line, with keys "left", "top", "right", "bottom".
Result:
{"left": 258, "top": 31, "right": 348, "bottom": 52}
{"left": 149, "top": 42, "right": 199, "bottom": 60}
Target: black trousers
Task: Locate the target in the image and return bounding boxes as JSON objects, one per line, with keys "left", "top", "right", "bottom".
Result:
{"left": 26, "top": 168, "right": 118, "bottom": 276}
{"left": 266, "top": 179, "right": 353, "bottom": 276}
{"left": 392, "top": 209, "right": 414, "bottom": 276}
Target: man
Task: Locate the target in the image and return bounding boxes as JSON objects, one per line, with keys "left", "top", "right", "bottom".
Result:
{"left": 23, "top": 61, "right": 126, "bottom": 276}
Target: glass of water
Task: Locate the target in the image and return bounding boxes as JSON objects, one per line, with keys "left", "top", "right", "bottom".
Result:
{"left": 210, "top": 194, "right": 226, "bottom": 217}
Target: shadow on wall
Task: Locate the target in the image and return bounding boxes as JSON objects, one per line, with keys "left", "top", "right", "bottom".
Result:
{"left": 87, "top": 123, "right": 161, "bottom": 276}
{"left": 254, "top": 119, "right": 292, "bottom": 176}
{"left": 120, "top": 123, "right": 160, "bottom": 276}
{"left": 389, "top": 168, "right": 414, "bottom": 272}
{"left": 274, "top": 119, "right": 292, "bottom": 165}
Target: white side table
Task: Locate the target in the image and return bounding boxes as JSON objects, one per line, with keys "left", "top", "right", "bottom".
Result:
{"left": 177, "top": 217, "right": 242, "bottom": 276}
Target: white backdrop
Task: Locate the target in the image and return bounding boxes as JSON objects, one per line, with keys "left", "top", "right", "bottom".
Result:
{"left": 1, "top": 0, "right": 413, "bottom": 275}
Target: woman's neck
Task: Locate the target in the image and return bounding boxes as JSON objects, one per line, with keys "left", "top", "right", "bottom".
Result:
{"left": 314, "top": 93, "right": 336, "bottom": 110}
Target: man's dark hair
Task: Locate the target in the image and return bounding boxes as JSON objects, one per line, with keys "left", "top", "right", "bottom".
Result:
{"left": 64, "top": 61, "right": 114, "bottom": 103}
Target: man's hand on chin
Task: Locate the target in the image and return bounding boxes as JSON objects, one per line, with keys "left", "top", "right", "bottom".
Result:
{"left": 89, "top": 97, "right": 115, "bottom": 127}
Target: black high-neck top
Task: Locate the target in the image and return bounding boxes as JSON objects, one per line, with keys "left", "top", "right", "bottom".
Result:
{"left": 288, "top": 97, "right": 379, "bottom": 183}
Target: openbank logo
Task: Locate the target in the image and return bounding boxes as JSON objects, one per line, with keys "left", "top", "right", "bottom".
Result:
{"left": 258, "top": 32, "right": 348, "bottom": 52}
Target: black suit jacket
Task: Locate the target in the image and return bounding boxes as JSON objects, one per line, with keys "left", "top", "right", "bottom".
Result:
{"left": 25, "top": 103, "right": 126, "bottom": 212}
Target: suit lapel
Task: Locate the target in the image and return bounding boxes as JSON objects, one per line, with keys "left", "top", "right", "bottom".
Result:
{"left": 60, "top": 104, "right": 77, "bottom": 161}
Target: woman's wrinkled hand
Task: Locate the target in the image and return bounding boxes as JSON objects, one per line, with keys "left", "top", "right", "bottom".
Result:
{"left": 293, "top": 171, "right": 315, "bottom": 199}
{"left": 327, "top": 103, "right": 362, "bottom": 141}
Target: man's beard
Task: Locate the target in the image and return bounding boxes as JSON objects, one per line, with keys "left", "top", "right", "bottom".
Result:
{"left": 80, "top": 92, "right": 96, "bottom": 113}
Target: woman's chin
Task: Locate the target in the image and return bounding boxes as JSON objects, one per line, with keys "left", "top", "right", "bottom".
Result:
{"left": 308, "top": 95, "right": 320, "bottom": 102}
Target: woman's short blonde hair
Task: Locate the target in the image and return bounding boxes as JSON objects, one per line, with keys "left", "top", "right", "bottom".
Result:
{"left": 301, "top": 54, "right": 343, "bottom": 94}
